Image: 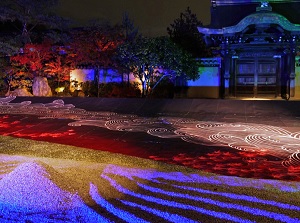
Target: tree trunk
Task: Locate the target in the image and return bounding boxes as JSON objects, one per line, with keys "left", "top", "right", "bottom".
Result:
{"left": 127, "top": 73, "right": 130, "bottom": 87}
{"left": 93, "top": 68, "right": 101, "bottom": 97}
{"left": 141, "top": 80, "right": 147, "bottom": 98}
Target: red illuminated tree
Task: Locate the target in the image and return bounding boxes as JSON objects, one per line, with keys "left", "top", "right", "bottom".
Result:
{"left": 8, "top": 42, "right": 75, "bottom": 92}
{"left": 70, "top": 23, "right": 124, "bottom": 69}
{"left": 10, "top": 42, "right": 52, "bottom": 76}
{"left": 44, "top": 46, "right": 76, "bottom": 85}
{"left": 7, "top": 42, "right": 52, "bottom": 91}
{"left": 69, "top": 22, "right": 124, "bottom": 96}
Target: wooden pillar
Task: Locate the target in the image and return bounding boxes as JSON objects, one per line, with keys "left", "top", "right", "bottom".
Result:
{"left": 289, "top": 36, "right": 297, "bottom": 97}
{"left": 220, "top": 37, "right": 231, "bottom": 98}
{"left": 224, "top": 54, "right": 231, "bottom": 97}
{"left": 290, "top": 53, "right": 296, "bottom": 97}
{"left": 254, "top": 57, "right": 258, "bottom": 98}
{"left": 281, "top": 53, "right": 289, "bottom": 98}
{"left": 230, "top": 56, "right": 237, "bottom": 97}
{"left": 274, "top": 56, "right": 281, "bottom": 98}
{"left": 286, "top": 36, "right": 297, "bottom": 98}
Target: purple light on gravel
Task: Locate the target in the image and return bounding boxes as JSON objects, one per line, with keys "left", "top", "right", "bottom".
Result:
{"left": 169, "top": 184, "right": 300, "bottom": 211}
{"left": 137, "top": 183, "right": 300, "bottom": 223}
{"left": 103, "top": 165, "right": 300, "bottom": 192}
{"left": 120, "top": 200, "right": 199, "bottom": 223}
{"left": 101, "top": 174, "right": 255, "bottom": 223}
{"left": 89, "top": 183, "right": 148, "bottom": 223}
{"left": 0, "top": 162, "right": 110, "bottom": 222}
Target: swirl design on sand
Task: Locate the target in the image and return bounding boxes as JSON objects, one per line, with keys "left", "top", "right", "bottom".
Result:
{"left": 1, "top": 97, "right": 300, "bottom": 167}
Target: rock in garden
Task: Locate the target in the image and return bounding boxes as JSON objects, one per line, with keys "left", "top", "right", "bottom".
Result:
{"left": 32, "top": 76, "right": 52, "bottom": 97}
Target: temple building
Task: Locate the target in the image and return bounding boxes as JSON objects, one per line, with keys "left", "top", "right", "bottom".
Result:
{"left": 198, "top": 0, "right": 300, "bottom": 99}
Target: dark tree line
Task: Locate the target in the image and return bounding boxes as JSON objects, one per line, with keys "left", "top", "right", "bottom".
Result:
{"left": 0, "top": 2, "right": 211, "bottom": 97}
{"left": 167, "top": 7, "right": 211, "bottom": 58}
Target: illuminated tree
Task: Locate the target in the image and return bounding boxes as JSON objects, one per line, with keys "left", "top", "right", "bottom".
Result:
{"left": 0, "top": 0, "right": 71, "bottom": 95}
{"left": 167, "top": 7, "right": 211, "bottom": 58}
{"left": 10, "top": 42, "right": 52, "bottom": 75}
{"left": 44, "top": 46, "right": 76, "bottom": 86}
{"left": 7, "top": 41, "right": 74, "bottom": 93}
{"left": 70, "top": 22, "right": 123, "bottom": 68}
{"left": 117, "top": 36, "right": 198, "bottom": 97}
{"left": 69, "top": 23, "right": 124, "bottom": 96}
{"left": 7, "top": 42, "right": 51, "bottom": 91}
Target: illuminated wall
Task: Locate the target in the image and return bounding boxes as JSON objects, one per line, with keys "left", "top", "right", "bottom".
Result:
{"left": 70, "top": 69, "right": 125, "bottom": 92}
{"left": 188, "top": 67, "right": 220, "bottom": 87}
{"left": 70, "top": 69, "right": 95, "bottom": 92}
{"left": 69, "top": 65, "right": 221, "bottom": 98}
{"left": 98, "top": 69, "right": 122, "bottom": 84}
{"left": 186, "top": 58, "right": 221, "bottom": 98}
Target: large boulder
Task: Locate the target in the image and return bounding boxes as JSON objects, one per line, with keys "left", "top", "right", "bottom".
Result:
{"left": 32, "top": 76, "right": 52, "bottom": 97}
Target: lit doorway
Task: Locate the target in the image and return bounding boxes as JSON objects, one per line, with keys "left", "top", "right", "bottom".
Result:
{"left": 235, "top": 58, "right": 277, "bottom": 98}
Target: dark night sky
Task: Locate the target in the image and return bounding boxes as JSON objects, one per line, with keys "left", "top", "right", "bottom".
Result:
{"left": 56, "top": 0, "right": 211, "bottom": 36}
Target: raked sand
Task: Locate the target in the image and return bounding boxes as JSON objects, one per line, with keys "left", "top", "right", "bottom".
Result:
{"left": 0, "top": 135, "right": 300, "bottom": 222}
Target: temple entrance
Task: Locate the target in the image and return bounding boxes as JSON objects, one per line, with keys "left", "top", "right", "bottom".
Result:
{"left": 235, "top": 58, "right": 278, "bottom": 98}
{"left": 198, "top": 1, "right": 300, "bottom": 99}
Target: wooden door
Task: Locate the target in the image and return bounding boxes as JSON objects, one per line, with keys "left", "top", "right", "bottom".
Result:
{"left": 235, "top": 58, "right": 277, "bottom": 97}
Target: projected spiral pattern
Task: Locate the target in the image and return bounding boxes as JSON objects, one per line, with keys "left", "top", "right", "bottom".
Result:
{"left": 282, "top": 152, "right": 300, "bottom": 168}
{"left": 0, "top": 97, "right": 300, "bottom": 169}
{"left": 147, "top": 127, "right": 178, "bottom": 138}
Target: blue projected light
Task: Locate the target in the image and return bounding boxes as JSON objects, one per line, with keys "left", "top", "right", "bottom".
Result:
{"left": 103, "top": 165, "right": 300, "bottom": 192}
{"left": 0, "top": 97, "right": 299, "bottom": 222}
{"left": 89, "top": 183, "right": 146, "bottom": 223}
{"left": 136, "top": 183, "right": 300, "bottom": 223}
{"left": 187, "top": 67, "right": 220, "bottom": 87}
{"left": 120, "top": 200, "right": 198, "bottom": 223}
{"left": 101, "top": 174, "right": 255, "bottom": 223}
{"left": 169, "top": 184, "right": 300, "bottom": 212}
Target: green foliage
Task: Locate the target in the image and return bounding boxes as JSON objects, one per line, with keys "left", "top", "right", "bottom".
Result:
{"left": 153, "top": 36, "right": 199, "bottom": 80}
{"left": 81, "top": 82, "right": 140, "bottom": 98}
{"left": 5, "top": 67, "right": 33, "bottom": 91}
{"left": 1, "top": 54, "right": 33, "bottom": 92}
{"left": 167, "top": 7, "right": 211, "bottom": 58}
{"left": 117, "top": 36, "right": 198, "bottom": 97}
{"left": 0, "top": 78, "right": 8, "bottom": 95}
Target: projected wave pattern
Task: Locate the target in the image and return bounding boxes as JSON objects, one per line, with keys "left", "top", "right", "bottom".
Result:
{"left": 89, "top": 165, "right": 300, "bottom": 223}
{"left": 0, "top": 97, "right": 300, "bottom": 170}
{"left": 1, "top": 159, "right": 299, "bottom": 222}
